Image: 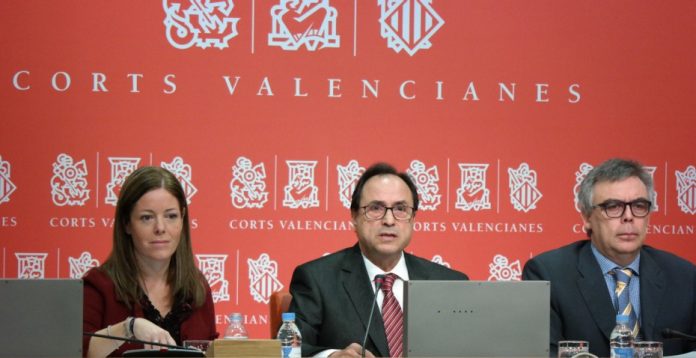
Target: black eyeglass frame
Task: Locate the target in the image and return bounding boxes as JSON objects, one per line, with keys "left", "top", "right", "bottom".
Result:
{"left": 360, "top": 203, "right": 416, "bottom": 221}
{"left": 592, "top": 199, "right": 652, "bottom": 218}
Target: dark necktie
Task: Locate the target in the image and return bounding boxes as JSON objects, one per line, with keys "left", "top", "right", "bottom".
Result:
{"left": 380, "top": 273, "right": 403, "bottom": 357}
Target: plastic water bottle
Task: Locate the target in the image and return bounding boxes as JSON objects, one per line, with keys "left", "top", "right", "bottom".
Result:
{"left": 610, "top": 314, "right": 634, "bottom": 358}
{"left": 224, "top": 312, "right": 248, "bottom": 339}
{"left": 277, "top": 312, "right": 302, "bottom": 358}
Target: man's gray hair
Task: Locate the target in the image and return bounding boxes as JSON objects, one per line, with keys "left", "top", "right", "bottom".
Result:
{"left": 578, "top": 158, "right": 654, "bottom": 217}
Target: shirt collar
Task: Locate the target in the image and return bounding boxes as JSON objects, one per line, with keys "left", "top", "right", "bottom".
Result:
{"left": 591, "top": 243, "right": 641, "bottom": 275}
{"left": 363, "top": 251, "right": 410, "bottom": 285}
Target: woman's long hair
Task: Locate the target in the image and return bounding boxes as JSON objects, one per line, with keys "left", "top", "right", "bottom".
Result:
{"left": 101, "top": 166, "right": 206, "bottom": 309}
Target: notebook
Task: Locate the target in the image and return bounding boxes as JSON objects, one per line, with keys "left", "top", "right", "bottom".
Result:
{"left": 403, "top": 280, "right": 550, "bottom": 357}
{"left": 0, "top": 279, "right": 83, "bottom": 357}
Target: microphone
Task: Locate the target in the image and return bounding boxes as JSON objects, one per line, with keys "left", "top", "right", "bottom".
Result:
{"left": 662, "top": 328, "right": 696, "bottom": 342}
{"left": 83, "top": 332, "right": 195, "bottom": 350}
{"left": 361, "top": 274, "right": 386, "bottom": 358}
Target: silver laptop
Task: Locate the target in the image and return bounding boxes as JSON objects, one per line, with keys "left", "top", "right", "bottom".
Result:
{"left": 403, "top": 280, "right": 550, "bottom": 357}
{"left": 0, "top": 279, "right": 83, "bottom": 357}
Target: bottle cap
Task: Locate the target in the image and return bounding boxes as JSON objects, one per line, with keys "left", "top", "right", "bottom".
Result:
{"left": 615, "top": 314, "right": 629, "bottom": 323}
{"left": 229, "top": 312, "right": 243, "bottom": 321}
{"left": 282, "top": 312, "right": 296, "bottom": 321}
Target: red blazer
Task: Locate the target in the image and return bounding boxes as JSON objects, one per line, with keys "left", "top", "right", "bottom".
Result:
{"left": 82, "top": 267, "right": 218, "bottom": 357}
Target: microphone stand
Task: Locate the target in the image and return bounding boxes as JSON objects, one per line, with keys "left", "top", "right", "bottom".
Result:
{"left": 662, "top": 328, "right": 696, "bottom": 342}
{"left": 362, "top": 274, "right": 385, "bottom": 358}
{"left": 83, "top": 332, "right": 195, "bottom": 350}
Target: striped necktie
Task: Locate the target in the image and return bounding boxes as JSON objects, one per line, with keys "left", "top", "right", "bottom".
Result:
{"left": 613, "top": 268, "right": 639, "bottom": 337}
{"left": 380, "top": 273, "right": 403, "bottom": 357}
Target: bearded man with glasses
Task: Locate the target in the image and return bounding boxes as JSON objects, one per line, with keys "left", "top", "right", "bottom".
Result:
{"left": 523, "top": 158, "right": 696, "bottom": 357}
{"left": 288, "top": 162, "right": 468, "bottom": 357}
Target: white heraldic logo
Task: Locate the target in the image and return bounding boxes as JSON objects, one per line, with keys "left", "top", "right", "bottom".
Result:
{"left": 163, "top": 0, "right": 239, "bottom": 49}
{"left": 248, "top": 253, "right": 284, "bottom": 304}
{"left": 105, "top": 157, "right": 140, "bottom": 206}
{"left": 69, "top": 252, "right": 100, "bottom": 279}
{"left": 456, "top": 163, "right": 491, "bottom": 211}
{"left": 488, "top": 254, "right": 521, "bottom": 281}
{"left": 162, "top": 157, "right": 197, "bottom": 204}
{"left": 230, "top": 157, "right": 269, "bottom": 209}
{"left": 337, "top": 160, "right": 364, "bottom": 208}
{"left": 197, "top": 254, "right": 230, "bottom": 303}
{"left": 51, "top": 153, "right": 90, "bottom": 207}
{"left": 283, "top": 160, "right": 319, "bottom": 209}
{"left": 676, "top": 166, "right": 696, "bottom": 215}
{"left": 573, "top": 163, "right": 593, "bottom": 213}
{"left": 378, "top": 0, "right": 444, "bottom": 56}
{"left": 508, "top": 163, "right": 542, "bottom": 212}
{"left": 269, "top": 0, "right": 340, "bottom": 51}
{"left": 0, "top": 155, "right": 17, "bottom": 205}
{"left": 16, "top": 253, "right": 48, "bottom": 279}
{"left": 407, "top": 160, "right": 441, "bottom": 211}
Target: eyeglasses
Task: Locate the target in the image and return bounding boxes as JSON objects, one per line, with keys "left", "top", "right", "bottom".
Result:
{"left": 361, "top": 203, "right": 415, "bottom": 221}
{"left": 593, "top": 199, "right": 652, "bottom": 218}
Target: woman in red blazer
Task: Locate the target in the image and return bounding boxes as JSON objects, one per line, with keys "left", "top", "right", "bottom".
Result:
{"left": 83, "top": 166, "right": 218, "bottom": 357}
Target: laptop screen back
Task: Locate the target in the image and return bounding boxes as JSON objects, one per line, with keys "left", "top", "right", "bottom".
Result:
{"left": 403, "top": 280, "right": 550, "bottom": 357}
{"left": 0, "top": 279, "right": 83, "bottom": 357}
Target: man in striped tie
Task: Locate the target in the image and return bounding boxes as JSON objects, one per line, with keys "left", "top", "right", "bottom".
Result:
{"left": 288, "top": 162, "right": 469, "bottom": 357}
{"left": 523, "top": 158, "right": 696, "bottom": 357}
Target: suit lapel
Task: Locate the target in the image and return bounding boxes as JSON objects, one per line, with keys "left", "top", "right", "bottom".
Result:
{"left": 340, "top": 245, "right": 390, "bottom": 357}
{"left": 405, "top": 254, "right": 430, "bottom": 280}
{"left": 576, "top": 243, "right": 616, "bottom": 340}
{"left": 637, "top": 249, "right": 665, "bottom": 340}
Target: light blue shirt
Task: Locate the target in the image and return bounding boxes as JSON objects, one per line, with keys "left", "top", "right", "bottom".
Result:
{"left": 591, "top": 244, "right": 641, "bottom": 325}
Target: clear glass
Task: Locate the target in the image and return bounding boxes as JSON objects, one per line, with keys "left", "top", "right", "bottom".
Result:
{"left": 558, "top": 340, "right": 589, "bottom": 358}
{"left": 183, "top": 340, "right": 211, "bottom": 354}
{"left": 223, "top": 312, "right": 248, "bottom": 339}
{"left": 634, "top": 341, "right": 663, "bottom": 358}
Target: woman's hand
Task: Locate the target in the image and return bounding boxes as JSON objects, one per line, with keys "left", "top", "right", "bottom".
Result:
{"left": 132, "top": 318, "right": 177, "bottom": 349}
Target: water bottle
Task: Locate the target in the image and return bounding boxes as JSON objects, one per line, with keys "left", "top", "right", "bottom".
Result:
{"left": 224, "top": 312, "right": 248, "bottom": 339}
{"left": 277, "top": 312, "right": 302, "bottom": 358}
{"left": 610, "top": 314, "right": 634, "bottom": 358}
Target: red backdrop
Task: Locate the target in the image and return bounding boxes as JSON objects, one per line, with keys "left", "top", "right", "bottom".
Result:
{"left": 1, "top": 0, "right": 695, "bottom": 338}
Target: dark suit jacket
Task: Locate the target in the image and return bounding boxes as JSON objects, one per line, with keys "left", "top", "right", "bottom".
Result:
{"left": 288, "top": 244, "right": 469, "bottom": 357}
{"left": 523, "top": 240, "right": 696, "bottom": 357}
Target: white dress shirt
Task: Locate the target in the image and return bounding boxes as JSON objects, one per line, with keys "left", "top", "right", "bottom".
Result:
{"left": 313, "top": 252, "right": 410, "bottom": 357}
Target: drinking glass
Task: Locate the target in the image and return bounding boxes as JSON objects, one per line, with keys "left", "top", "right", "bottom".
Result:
{"left": 183, "top": 340, "right": 211, "bottom": 355}
{"left": 634, "top": 341, "right": 662, "bottom": 358}
{"left": 558, "top": 340, "right": 590, "bottom": 358}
